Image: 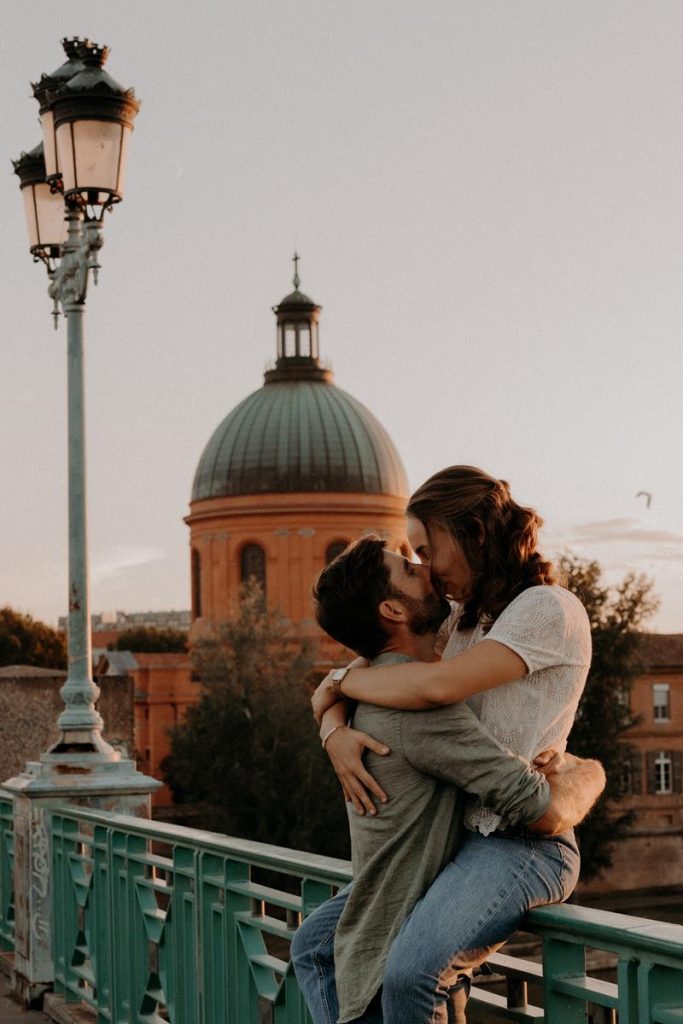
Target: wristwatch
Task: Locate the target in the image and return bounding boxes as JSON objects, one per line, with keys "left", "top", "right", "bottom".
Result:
{"left": 330, "top": 667, "right": 350, "bottom": 685}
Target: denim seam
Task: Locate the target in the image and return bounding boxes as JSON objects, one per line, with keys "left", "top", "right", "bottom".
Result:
{"left": 312, "top": 924, "right": 340, "bottom": 1024}
{"left": 428, "top": 845, "right": 539, "bottom": 1024}
{"left": 555, "top": 839, "right": 581, "bottom": 901}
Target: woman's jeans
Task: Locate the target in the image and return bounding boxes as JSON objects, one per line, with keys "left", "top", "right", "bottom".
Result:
{"left": 291, "top": 829, "right": 580, "bottom": 1024}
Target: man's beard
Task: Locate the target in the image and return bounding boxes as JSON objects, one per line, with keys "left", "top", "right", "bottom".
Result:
{"left": 399, "top": 591, "right": 452, "bottom": 636}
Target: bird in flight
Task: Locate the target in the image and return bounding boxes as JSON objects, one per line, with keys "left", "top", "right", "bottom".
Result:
{"left": 636, "top": 491, "right": 652, "bottom": 509}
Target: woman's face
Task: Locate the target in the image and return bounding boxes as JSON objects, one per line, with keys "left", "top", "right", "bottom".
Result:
{"left": 406, "top": 515, "right": 473, "bottom": 602}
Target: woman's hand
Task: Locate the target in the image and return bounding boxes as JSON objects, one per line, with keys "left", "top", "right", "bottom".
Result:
{"left": 324, "top": 725, "right": 390, "bottom": 815}
{"left": 312, "top": 671, "right": 347, "bottom": 724}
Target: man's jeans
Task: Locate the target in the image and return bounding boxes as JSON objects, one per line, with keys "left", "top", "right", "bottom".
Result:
{"left": 291, "top": 830, "right": 579, "bottom": 1024}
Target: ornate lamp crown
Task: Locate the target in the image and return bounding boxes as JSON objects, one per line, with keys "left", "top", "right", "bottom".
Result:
{"left": 62, "top": 37, "right": 110, "bottom": 67}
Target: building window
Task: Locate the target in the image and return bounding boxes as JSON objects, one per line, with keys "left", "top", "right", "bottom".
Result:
{"left": 191, "top": 548, "right": 202, "bottom": 620}
{"left": 655, "top": 752, "right": 673, "bottom": 794}
{"left": 653, "top": 683, "right": 671, "bottom": 722}
{"left": 325, "top": 540, "right": 349, "bottom": 565}
{"left": 284, "top": 325, "right": 296, "bottom": 358}
{"left": 620, "top": 750, "right": 642, "bottom": 796}
{"left": 647, "top": 750, "right": 683, "bottom": 795}
{"left": 241, "top": 543, "right": 266, "bottom": 596}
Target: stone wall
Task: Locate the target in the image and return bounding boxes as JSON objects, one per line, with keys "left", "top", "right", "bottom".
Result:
{"left": 0, "top": 666, "right": 134, "bottom": 783}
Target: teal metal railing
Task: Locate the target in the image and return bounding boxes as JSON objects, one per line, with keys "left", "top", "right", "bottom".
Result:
{"left": 51, "top": 805, "right": 350, "bottom": 1023}
{"left": 479, "top": 904, "right": 683, "bottom": 1023}
{"left": 0, "top": 792, "right": 15, "bottom": 953}
{"left": 48, "top": 805, "right": 683, "bottom": 1023}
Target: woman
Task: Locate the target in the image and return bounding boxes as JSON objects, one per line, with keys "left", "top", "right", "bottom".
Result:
{"left": 299, "top": 466, "right": 592, "bottom": 1023}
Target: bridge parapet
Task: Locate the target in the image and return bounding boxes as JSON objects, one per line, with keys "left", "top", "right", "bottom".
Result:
{"left": 1, "top": 798, "right": 683, "bottom": 1022}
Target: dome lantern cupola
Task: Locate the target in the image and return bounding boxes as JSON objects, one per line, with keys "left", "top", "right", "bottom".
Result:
{"left": 266, "top": 254, "right": 329, "bottom": 384}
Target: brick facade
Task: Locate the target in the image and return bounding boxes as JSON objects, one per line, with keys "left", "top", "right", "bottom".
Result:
{"left": 578, "top": 634, "right": 683, "bottom": 895}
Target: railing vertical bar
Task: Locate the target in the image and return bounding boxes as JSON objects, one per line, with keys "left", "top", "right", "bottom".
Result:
{"left": 92, "top": 824, "right": 111, "bottom": 1021}
{"left": 617, "top": 957, "right": 640, "bottom": 1024}
{"left": 198, "top": 851, "right": 224, "bottom": 1024}
{"left": 174, "top": 844, "right": 199, "bottom": 1024}
{"left": 542, "top": 936, "right": 586, "bottom": 1023}
{"left": 225, "top": 858, "right": 254, "bottom": 1023}
{"left": 0, "top": 796, "right": 15, "bottom": 953}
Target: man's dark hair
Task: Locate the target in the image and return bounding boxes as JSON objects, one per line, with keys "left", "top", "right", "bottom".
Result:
{"left": 313, "top": 536, "right": 396, "bottom": 660}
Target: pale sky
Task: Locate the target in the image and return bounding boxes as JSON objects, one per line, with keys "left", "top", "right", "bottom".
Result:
{"left": 1, "top": 1, "right": 682, "bottom": 632}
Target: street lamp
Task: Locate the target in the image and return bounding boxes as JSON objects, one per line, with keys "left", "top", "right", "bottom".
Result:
{"left": 7, "top": 40, "right": 159, "bottom": 1002}
{"left": 12, "top": 37, "right": 141, "bottom": 762}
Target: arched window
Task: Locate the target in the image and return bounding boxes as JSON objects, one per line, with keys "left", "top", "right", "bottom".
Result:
{"left": 241, "top": 543, "right": 266, "bottom": 596}
{"left": 191, "top": 548, "right": 202, "bottom": 620}
{"left": 325, "top": 540, "right": 349, "bottom": 565}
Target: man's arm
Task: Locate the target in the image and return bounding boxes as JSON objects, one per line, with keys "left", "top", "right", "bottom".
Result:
{"left": 526, "top": 754, "right": 605, "bottom": 835}
{"left": 402, "top": 705, "right": 553, "bottom": 828}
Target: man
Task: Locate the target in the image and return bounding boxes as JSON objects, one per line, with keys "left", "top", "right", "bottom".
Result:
{"left": 292, "top": 536, "right": 605, "bottom": 1024}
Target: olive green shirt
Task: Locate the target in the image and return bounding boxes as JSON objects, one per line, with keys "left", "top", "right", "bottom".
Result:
{"left": 334, "top": 652, "right": 551, "bottom": 1023}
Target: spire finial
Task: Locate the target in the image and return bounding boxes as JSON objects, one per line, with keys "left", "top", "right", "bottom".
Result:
{"left": 293, "top": 252, "right": 300, "bottom": 290}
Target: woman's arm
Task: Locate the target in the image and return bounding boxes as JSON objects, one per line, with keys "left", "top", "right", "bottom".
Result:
{"left": 312, "top": 639, "right": 526, "bottom": 721}
{"left": 317, "top": 657, "right": 391, "bottom": 815}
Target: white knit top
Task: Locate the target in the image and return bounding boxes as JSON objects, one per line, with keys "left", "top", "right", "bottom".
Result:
{"left": 440, "top": 585, "right": 591, "bottom": 835}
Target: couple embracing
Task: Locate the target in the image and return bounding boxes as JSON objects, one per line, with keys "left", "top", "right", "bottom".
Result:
{"left": 292, "top": 465, "right": 605, "bottom": 1024}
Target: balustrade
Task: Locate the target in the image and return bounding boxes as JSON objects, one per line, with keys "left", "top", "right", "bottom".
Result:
{"left": 2, "top": 798, "right": 683, "bottom": 1022}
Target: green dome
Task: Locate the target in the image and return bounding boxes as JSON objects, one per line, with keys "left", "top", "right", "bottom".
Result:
{"left": 191, "top": 376, "right": 408, "bottom": 501}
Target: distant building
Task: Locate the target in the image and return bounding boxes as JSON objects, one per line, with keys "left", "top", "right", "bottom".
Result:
{"left": 95, "top": 650, "right": 194, "bottom": 805}
{"left": 185, "top": 263, "right": 409, "bottom": 661}
{"left": 580, "top": 633, "right": 683, "bottom": 895}
{"left": 58, "top": 609, "right": 191, "bottom": 652}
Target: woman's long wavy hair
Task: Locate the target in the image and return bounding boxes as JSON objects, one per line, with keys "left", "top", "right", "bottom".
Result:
{"left": 407, "top": 465, "right": 556, "bottom": 631}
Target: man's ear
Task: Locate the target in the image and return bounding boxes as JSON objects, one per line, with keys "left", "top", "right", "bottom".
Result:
{"left": 378, "top": 598, "right": 408, "bottom": 624}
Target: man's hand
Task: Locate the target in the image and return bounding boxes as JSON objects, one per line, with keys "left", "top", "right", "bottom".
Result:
{"left": 528, "top": 754, "right": 606, "bottom": 836}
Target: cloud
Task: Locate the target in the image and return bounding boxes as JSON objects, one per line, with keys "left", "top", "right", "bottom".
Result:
{"left": 568, "top": 519, "right": 683, "bottom": 547}
{"left": 91, "top": 545, "right": 165, "bottom": 583}
{"left": 544, "top": 518, "right": 683, "bottom": 574}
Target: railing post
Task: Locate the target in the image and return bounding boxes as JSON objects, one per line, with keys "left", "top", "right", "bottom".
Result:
{"left": 542, "top": 936, "right": 586, "bottom": 1023}
{"left": 2, "top": 768, "right": 160, "bottom": 1005}
{"left": 0, "top": 795, "right": 15, "bottom": 953}
{"left": 616, "top": 957, "right": 639, "bottom": 1024}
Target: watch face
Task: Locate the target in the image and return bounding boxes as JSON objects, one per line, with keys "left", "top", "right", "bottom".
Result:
{"left": 332, "top": 668, "right": 347, "bottom": 682}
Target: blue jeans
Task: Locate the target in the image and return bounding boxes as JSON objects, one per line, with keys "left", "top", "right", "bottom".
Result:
{"left": 291, "top": 830, "right": 579, "bottom": 1024}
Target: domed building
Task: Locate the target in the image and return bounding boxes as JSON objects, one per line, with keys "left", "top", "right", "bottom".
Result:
{"left": 185, "top": 262, "right": 409, "bottom": 656}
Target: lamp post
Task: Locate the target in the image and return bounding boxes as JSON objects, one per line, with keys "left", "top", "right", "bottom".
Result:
{"left": 13, "top": 37, "right": 139, "bottom": 759}
{"left": 6, "top": 38, "right": 159, "bottom": 1004}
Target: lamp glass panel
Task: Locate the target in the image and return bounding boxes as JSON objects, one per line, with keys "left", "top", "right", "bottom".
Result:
{"left": 55, "top": 122, "right": 76, "bottom": 192}
{"left": 34, "top": 182, "right": 67, "bottom": 248}
{"left": 115, "top": 125, "right": 131, "bottom": 195}
{"left": 21, "top": 186, "right": 39, "bottom": 250}
{"left": 57, "top": 119, "right": 127, "bottom": 195}
{"left": 40, "top": 110, "right": 58, "bottom": 178}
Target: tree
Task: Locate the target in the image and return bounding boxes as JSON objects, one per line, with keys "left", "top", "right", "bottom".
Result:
{"left": 0, "top": 606, "right": 67, "bottom": 670}
{"left": 559, "top": 553, "right": 659, "bottom": 881}
{"left": 111, "top": 626, "right": 188, "bottom": 653}
{"left": 162, "top": 582, "right": 350, "bottom": 859}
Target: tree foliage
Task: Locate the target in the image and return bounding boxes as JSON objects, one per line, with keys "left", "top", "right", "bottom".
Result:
{"left": 162, "top": 582, "right": 350, "bottom": 859}
{"left": 0, "top": 606, "right": 67, "bottom": 670}
{"left": 559, "top": 553, "right": 659, "bottom": 881}
{"left": 111, "top": 626, "right": 188, "bottom": 653}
